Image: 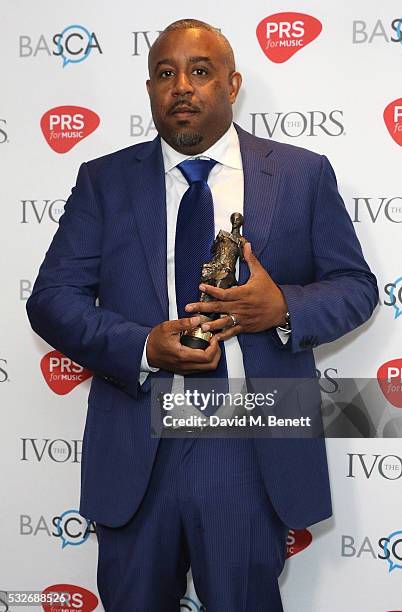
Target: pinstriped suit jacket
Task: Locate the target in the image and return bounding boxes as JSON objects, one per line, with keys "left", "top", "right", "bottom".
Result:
{"left": 26, "top": 124, "right": 378, "bottom": 528}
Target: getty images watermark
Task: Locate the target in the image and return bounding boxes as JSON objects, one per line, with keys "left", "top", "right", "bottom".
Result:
{"left": 161, "top": 388, "right": 312, "bottom": 430}
{"left": 151, "top": 378, "right": 323, "bottom": 438}
{"left": 150, "top": 377, "right": 402, "bottom": 439}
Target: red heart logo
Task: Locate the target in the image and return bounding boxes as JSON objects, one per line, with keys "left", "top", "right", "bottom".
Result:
{"left": 40, "top": 105, "right": 100, "bottom": 153}
{"left": 384, "top": 99, "right": 402, "bottom": 146}
{"left": 42, "top": 584, "right": 98, "bottom": 612}
{"left": 286, "top": 528, "right": 313, "bottom": 558}
{"left": 40, "top": 350, "right": 92, "bottom": 395}
{"left": 377, "top": 359, "right": 402, "bottom": 408}
{"left": 256, "top": 13, "right": 322, "bottom": 63}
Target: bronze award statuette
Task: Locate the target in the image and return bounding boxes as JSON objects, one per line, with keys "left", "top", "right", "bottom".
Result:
{"left": 180, "top": 212, "right": 248, "bottom": 349}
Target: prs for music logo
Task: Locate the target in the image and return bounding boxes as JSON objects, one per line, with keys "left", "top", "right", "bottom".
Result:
{"left": 384, "top": 99, "right": 402, "bottom": 146}
{"left": 377, "top": 359, "right": 402, "bottom": 409}
{"left": 40, "top": 350, "right": 92, "bottom": 395}
{"left": 42, "top": 584, "right": 98, "bottom": 611}
{"left": 286, "top": 529, "right": 312, "bottom": 558}
{"left": 40, "top": 106, "right": 100, "bottom": 153}
{"left": 256, "top": 13, "right": 322, "bottom": 63}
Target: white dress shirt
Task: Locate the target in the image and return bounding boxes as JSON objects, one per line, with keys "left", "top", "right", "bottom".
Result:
{"left": 140, "top": 124, "right": 288, "bottom": 407}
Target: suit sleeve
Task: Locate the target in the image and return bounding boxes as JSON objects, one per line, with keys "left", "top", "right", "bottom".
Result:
{"left": 26, "top": 162, "right": 151, "bottom": 399}
{"left": 278, "top": 155, "right": 379, "bottom": 353}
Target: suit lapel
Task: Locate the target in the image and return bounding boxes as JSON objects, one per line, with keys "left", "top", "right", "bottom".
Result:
{"left": 235, "top": 124, "right": 282, "bottom": 284}
{"left": 123, "top": 137, "right": 168, "bottom": 317}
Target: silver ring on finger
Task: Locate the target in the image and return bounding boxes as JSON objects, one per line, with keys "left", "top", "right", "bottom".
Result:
{"left": 228, "top": 313, "right": 238, "bottom": 327}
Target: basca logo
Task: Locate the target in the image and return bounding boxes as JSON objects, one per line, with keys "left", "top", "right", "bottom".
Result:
{"left": 286, "top": 529, "right": 312, "bottom": 558}
{"left": 0, "top": 119, "right": 8, "bottom": 144}
{"left": 352, "top": 19, "right": 402, "bottom": 44}
{"left": 384, "top": 278, "right": 402, "bottom": 319}
{"left": 42, "top": 584, "right": 98, "bottom": 612}
{"left": 341, "top": 533, "right": 402, "bottom": 572}
{"left": 20, "top": 199, "right": 65, "bottom": 223}
{"left": 250, "top": 110, "right": 344, "bottom": 138}
{"left": 347, "top": 453, "right": 402, "bottom": 480}
{"left": 384, "top": 99, "right": 402, "bottom": 147}
{"left": 377, "top": 359, "right": 402, "bottom": 409}
{"left": 256, "top": 13, "right": 322, "bottom": 63}
{"left": 40, "top": 350, "right": 92, "bottom": 395}
{"left": 130, "top": 114, "right": 158, "bottom": 138}
{"left": 0, "top": 359, "right": 8, "bottom": 383}
{"left": 351, "top": 197, "right": 402, "bottom": 223}
{"left": 21, "top": 438, "right": 82, "bottom": 463}
{"left": 19, "top": 26, "right": 102, "bottom": 67}
{"left": 41, "top": 106, "right": 100, "bottom": 153}
{"left": 20, "top": 510, "right": 95, "bottom": 549}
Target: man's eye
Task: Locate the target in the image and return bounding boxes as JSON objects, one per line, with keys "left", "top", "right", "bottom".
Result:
{"left": 160, "top": 70, "right": 174, "bottom": 78}
{"left": 192, "top": 68, "right": 208, "bottom": 76}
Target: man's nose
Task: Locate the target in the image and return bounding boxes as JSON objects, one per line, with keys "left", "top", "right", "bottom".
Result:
{"left": 172, "top": 72, "right": 194, "bottom": 96}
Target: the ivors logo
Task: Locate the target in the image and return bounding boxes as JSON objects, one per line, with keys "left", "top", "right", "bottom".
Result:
{"left": 40, "top": 350, "right": 92, "bottom": 395}
{"left": 250, "top": 109, "right": 344, "bottom": 138}
{"left": 21, "top": 438, "right": 82, "bottom": 463}
{"left": 42, "top": 584, "right": 98, "bottom": 612}
{"left": 351, "top": 197, "right": 402, "bottom": 224}
{"left": 256, "top": 13, "right": 322, "bottom": 63}
{"left": 40, "top": 106, "right": 100, "bottom": 153}
{"left": 347, "top": 453, "right": 402, "bottom": 480}
{"left": 286, "top": 528, "right": 312, "bottom": 558}
{"left": 384, "top": 99, "right": 402, "bottom": 147}
{"left": 0, "top": 359, "right": 8, "bottom": 383}
{"left": 20, "top": 199, "right": 66, "bottom": 224}
{"left": 0, "top": 118, "right": 8, "bottom": 143}
{"left": 377, "top": 359, "right": 402, "bottom": 409}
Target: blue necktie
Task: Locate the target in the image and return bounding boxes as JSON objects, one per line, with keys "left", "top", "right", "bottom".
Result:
{"left": 175, "top": 159, "right": 228, "bottom": 416}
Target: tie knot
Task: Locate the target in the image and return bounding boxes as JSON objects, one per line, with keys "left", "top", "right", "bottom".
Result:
{"left": 177, "top": 158, "right": 217, "bottom": 186}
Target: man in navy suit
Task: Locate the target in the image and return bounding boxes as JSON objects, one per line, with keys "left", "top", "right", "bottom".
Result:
{"left": 27, "top": 19, "right": 378, "bottom": 612}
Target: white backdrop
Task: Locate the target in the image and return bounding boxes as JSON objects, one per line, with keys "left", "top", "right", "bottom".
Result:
{"left": 1, "top": 1, "right": 402, "bottom": 610}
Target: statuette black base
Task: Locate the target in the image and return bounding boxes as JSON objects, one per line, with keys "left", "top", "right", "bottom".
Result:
{"left": 180, "top": 335, "right": 209, "bottom": 350}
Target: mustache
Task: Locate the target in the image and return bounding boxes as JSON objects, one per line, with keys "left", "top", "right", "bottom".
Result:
{"left": 168, "top": 100, "right": 201, "bottom": 115}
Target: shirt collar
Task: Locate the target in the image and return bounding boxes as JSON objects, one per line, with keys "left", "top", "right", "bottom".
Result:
{"left": 161, "top": 123, "right": 242, "bottom": 173}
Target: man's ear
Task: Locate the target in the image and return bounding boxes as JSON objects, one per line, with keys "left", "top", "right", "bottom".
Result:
{"left": 229, "top": 71, "right": 242, "bottom": 104}
{"left": 146, "top": 79, "right": 151, "bottom": 96}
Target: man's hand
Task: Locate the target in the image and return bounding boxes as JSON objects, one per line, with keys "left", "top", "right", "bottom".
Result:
{"left": 185, "top": 243, "right": 288, "bottom": 341}
{"left": 146, "top": 316, "right": 222, "bottom": 374}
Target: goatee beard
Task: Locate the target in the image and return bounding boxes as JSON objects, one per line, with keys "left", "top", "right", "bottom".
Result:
{"left": 171, "top": 132, "right": 203, "bottom": 148}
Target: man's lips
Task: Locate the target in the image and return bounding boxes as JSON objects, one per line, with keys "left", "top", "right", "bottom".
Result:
{"left": 169, "top": 106, "right": 200, "bottom": 117}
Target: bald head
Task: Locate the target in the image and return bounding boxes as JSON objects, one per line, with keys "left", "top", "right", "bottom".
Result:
{"left": 148, "top": 19, "right": 236, "bottom": 76}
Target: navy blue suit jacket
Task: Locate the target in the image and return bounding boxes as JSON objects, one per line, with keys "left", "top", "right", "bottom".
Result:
{"left": 26, "top": 124, "right": 378, "bottom": 529}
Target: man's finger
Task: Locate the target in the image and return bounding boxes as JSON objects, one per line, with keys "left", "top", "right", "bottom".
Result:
{"left": 215, "top": 325, "right": 242, "bottom": 342}
{"left": 185, "top": 300, "right": 237, "bottom": 314}
{"left": 200, "top": 315, "right": 237, "bottom": 333}
{"left": 172, "top": 316, "right": 201, "bottom": 333}
{"left": 198, "top": 283, "right": 241, "bottom": 302}
{"left": 243, "top": 242, "right": 262, "bottom": 276}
